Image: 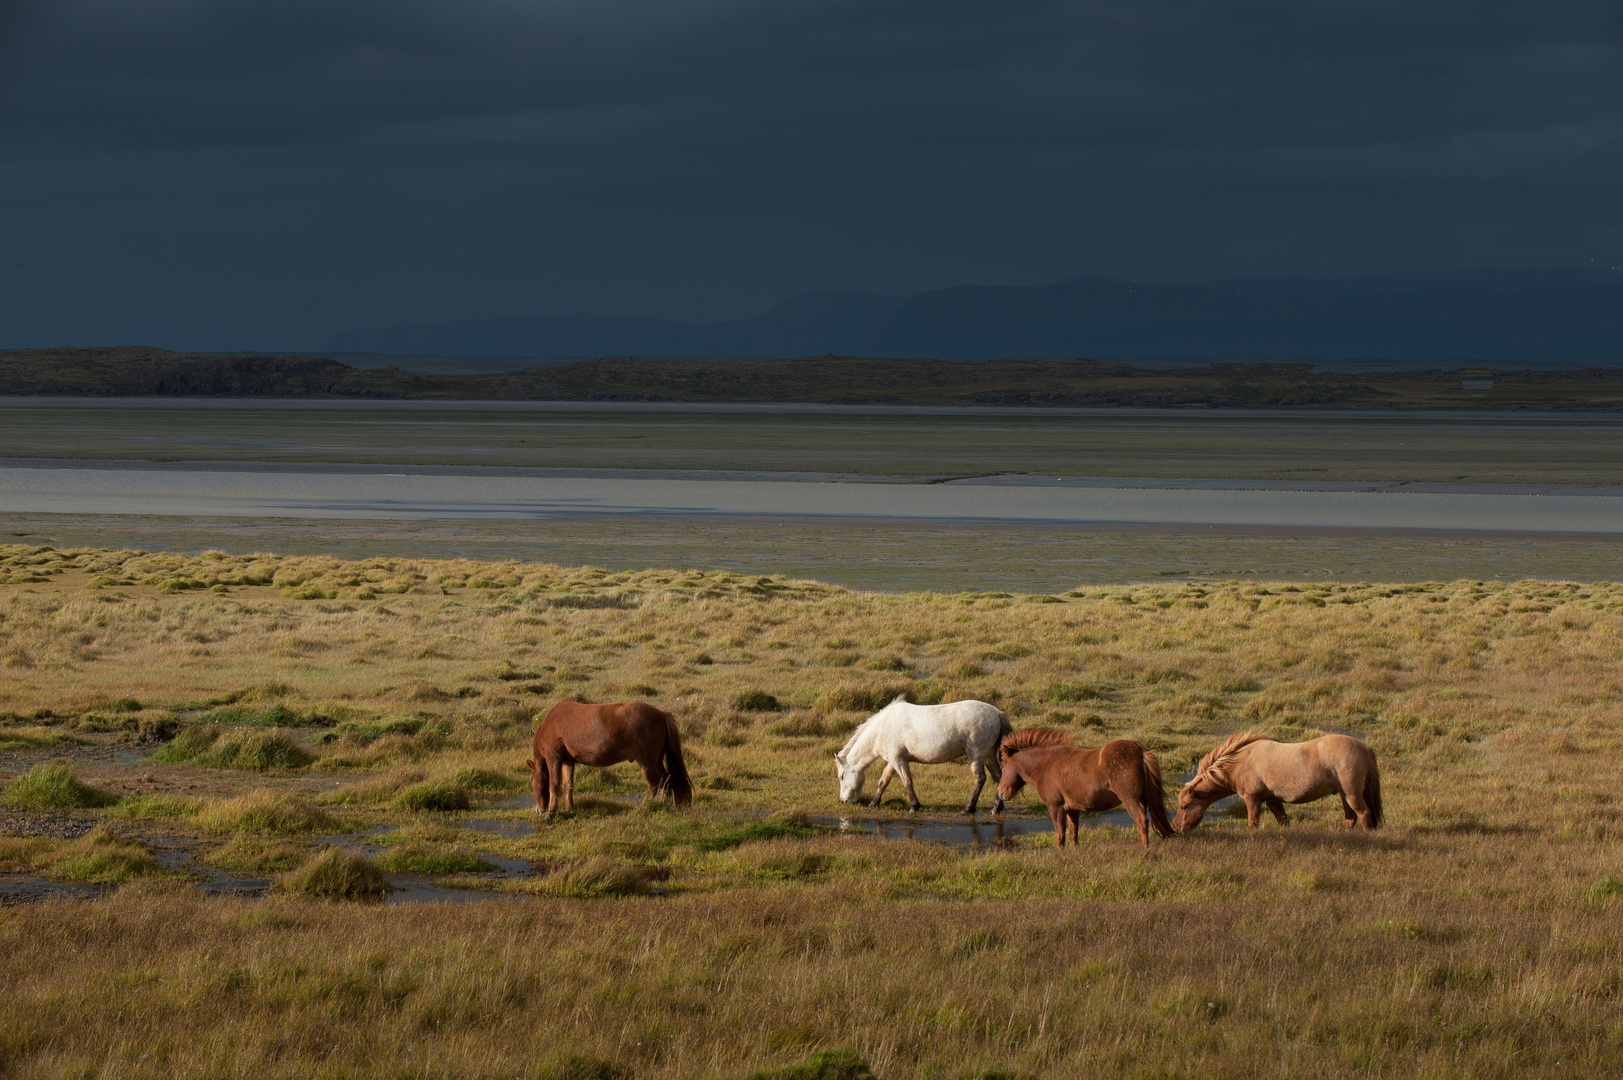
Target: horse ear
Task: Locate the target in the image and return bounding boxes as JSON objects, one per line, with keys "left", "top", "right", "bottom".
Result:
{"left": 525, "top": 758, "right": 535, "bottom": 770}
{"left": 834, "top": 750, "right": 846, "bottom": 763}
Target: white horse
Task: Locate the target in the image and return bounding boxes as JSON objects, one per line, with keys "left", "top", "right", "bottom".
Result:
{"left": 834, "top": 697, "right": 1012, "bottom": 813}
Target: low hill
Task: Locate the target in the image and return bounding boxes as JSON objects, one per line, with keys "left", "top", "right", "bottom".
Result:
{"left": 5, "top": 347, "right": 1623, "bottom": 409}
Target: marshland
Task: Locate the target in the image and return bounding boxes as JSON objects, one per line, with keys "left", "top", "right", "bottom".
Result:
{"left": 2, "top": 542, "right": 1622, "bottom": 1078}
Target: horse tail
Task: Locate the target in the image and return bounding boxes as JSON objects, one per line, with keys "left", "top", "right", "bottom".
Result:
{"left": 661, "top": 712, "right": 693, "bottom": 807}
{"left": 1363, "top": 758, "right": 1383, "bottom": 829}
{"left": 1139, "top": 749, "right": 1176, "bottom": 839}
{"left": 997, "top": 708, "right": 1013, "bottom": 741}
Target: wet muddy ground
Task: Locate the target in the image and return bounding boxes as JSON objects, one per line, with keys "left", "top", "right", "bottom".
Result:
{"left": 1, "top": 735, "right": 1089, "bottom": 905}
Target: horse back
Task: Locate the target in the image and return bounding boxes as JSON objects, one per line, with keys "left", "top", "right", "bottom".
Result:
{"left": 535, "top": 699, "right": 670, "bottom": 766}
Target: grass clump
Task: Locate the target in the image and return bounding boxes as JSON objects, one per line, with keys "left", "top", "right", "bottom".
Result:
{"left": 201, "top": 834, "right": 308, "bottom": 874}
{"left": 278, "top": 847, "right": 389, "bottom": 901}
{"left": 392, "top": 778, "right": 471, "bottom": 812}
{"left": 155, "top": 726, "right": 314, "bottom": 770}
{"left": 544, "top": 856, "right": 651, "bottom": 898}
{"left": 376, "top": 843, "right": 496, "bottom": 875}
{"left": 48, "top": 829, "right": 163, "bottom": 883}
{"left": 733, "top": 689, "right": 782, "bottom": 712}
{"left": 0, "top": 726, "right": 81, "bottom": 752}
{"left": 0, "top": 761, "right": 118, "bottom": 809}
{"left": 197, "top": 789, "right": 341, "bottom": 835}
{"left": 449, "top": 766, "right": 524, "bottom": 792}
{"left": 749, "top": 1049, "right": 875, "bottom": 1080}
{"left": 104, "top": 794, "right": 204, "bottom": 820}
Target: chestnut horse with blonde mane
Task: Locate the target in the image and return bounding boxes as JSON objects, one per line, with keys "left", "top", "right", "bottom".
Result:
{"left": 528, "top": 699, "right": 692, "bottom": 820}
{"left": 997, "top": 728, "right": 1175, "bottom": 848}
{"left": 1174, "top": 730, "right": 1381, "bottom": 832}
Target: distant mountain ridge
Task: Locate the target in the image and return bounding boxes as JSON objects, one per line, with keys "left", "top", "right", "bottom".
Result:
{"left": 328, "top": 269, "right": 1623, "bottom": 365}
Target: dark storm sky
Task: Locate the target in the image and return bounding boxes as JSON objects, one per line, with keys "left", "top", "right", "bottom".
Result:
{"left": 1, "top": 0, "right": 1619, "bottom": 351}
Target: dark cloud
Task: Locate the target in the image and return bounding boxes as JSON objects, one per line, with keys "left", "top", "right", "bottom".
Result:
{"left": 0, "top": 0, "right": 1618, "bottom": 349}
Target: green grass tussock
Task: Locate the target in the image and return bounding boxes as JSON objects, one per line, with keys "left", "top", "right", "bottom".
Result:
{"left": 0, "top": 726, "right": 81, "bottom": 752}
{"left": 103, "top": 794, "right": 204, "bottom": 820}
{"left": 392, "top": 778, "right": 471, "bottom": 812}
{"left": 448, "top": 766, "right": 524, "bottom": 791}
{"left": 201, "top": 834, "right": 308, "bottom": 874}
{"left": 152, "top": 725, "right": 314, "bottom": 770}
{"left": 277, "top": 848, "right": 389, "bottom": 901}
{"left": 0, "top": 761, "right": 118, "bottom": 809}
{"left": 46, "top": 829, "right": 163, "bottom": 884}
{"left": 197, "top": 790, "right": 341, "bottom": 835}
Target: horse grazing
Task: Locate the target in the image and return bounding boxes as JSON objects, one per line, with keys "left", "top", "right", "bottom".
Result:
{"left": 834, "top": 697, "right": 1012, "bottom": 813}
{"left": 528, "top": 699, "right": 692, "bottom": 820}
{"left": 1174, "top": 730, "right": 1381, "bottom": 832}
{"left": 997, "top": 728, "right": 1175, "bottom": 848}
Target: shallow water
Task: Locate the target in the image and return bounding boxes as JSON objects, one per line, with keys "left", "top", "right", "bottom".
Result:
{"left": 812, "top": 810, "right": 1137, "bottom": 846}
{"left": 3, "top": 462, "right": 1621, "bottom": 533}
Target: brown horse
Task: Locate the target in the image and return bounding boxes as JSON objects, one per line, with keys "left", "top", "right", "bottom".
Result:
{"left": 527, "top": 699, "right": 692, "bottom": 820}
{"left": 997, "top": 728, "right": 1175, "bottom": 848}
{"left": 1174, "top": 730, "right": 1381, "bottom": 832}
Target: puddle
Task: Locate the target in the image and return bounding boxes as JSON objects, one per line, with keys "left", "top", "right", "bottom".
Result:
{"left": 811, "top": 810, "right": 1140, "bottom": 847}
{"left": 0, "top": 878, "right": 111, "bottom": 905}
{"left": 463, "top": 818, "right": 535, "bottom": 838}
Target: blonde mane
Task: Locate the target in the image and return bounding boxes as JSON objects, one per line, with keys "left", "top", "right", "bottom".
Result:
{"left": 1190, "top": 730, "right": 1271, "bottom": 789}
{"left": 999, "top": 726, "right": 1072, "bottom": 762}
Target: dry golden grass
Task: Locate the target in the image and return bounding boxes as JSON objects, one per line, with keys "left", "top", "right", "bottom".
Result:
{"left": 3, "top": 544, "right": 1623, "bottom": 1077}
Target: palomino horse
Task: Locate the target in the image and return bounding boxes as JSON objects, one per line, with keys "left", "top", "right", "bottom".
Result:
{"left": 835, "top": 697, "right": 1012, "bottom": 813}
{"left": 1174, "top": 730, "right": 1381, "bottom": 832}
{"left": 997, "top": 728, "right": 1175, "bottom": 848}
{"left": 528, "top": 699, "right": 692, "bottom": 820}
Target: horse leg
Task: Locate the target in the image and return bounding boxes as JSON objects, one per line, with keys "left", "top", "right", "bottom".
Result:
{"left": 870, "top": 764, "right": 895, "bottom": 808}
{"left": 1120, "top": 796, "right": 1151, "bottom": 847}
{"left": 963, "top": 759, "right": 986, "bottom": 814}
{"left": 562, "top": 763, "right": 576, "bottom": 812}
{"left": 545, "top": 757, "right": 565, "bottom": 821}
{"left": 1266, "top": 797, "right": 1289, "bottom": 825}
{"left": 988, "top": 756, "right": 1006, "bottom": 814}
{"left": 636, "top": 754, "right": 667, "bottom": 803}
{"left": 1067, "top": 809, "right": 1081, "bottom": 847}
{"left": 892, "top": 759, "right": 921, "bottom": 812}
{"left": 1339, "top": 793, "right": 1357, "bottom": 829}
{"left": 1049, "top": 805, "right": 1068, "bottom": 848}
{"left": 1343, "top": 781, "right": 1376, "bottom": 831}
{"left": 1242, "top": 793, "right": 1263, "bottom": 829}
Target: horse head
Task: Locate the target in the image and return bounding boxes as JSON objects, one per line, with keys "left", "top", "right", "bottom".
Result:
{"left": 1173, "top": 773, "right": 1226, "bottom": 832}
{"left": 834, "top": 750, "right": 866, "bottom": 803}
{"left": 995, "top": 758, "right": 1027, "bottom": 802}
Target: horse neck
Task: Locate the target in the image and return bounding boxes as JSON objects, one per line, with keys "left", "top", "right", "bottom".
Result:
{"left": 842, "top": 721, "right": 884, "bottom": 769}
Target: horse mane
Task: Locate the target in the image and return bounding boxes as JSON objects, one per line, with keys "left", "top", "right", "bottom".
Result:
{"left": 1192, "top": 730, "right": 1270, "bottom": 788}
{"left": 836, "top": 695, "right": 910, "bottom": 757}
{"left": 1000, "top": 726, "right": 1072, "bottom": 762}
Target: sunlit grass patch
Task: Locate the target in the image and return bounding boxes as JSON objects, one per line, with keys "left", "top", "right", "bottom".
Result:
{"left": 0, "top": 761, "right": 118, "bottom": 809}
{"left": 277, "top": 847, "right": 389, "bottom": 901}
{"left": 197, "top": 789, "right": 342, "bottom": 835}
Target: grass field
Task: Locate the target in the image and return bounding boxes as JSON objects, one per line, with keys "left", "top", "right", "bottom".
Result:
{"left": 2, "top": 543, "right": 1622, "bottom": 1078}
{"left": 5, "top": 399, "right": 1623, "bottom": 484}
